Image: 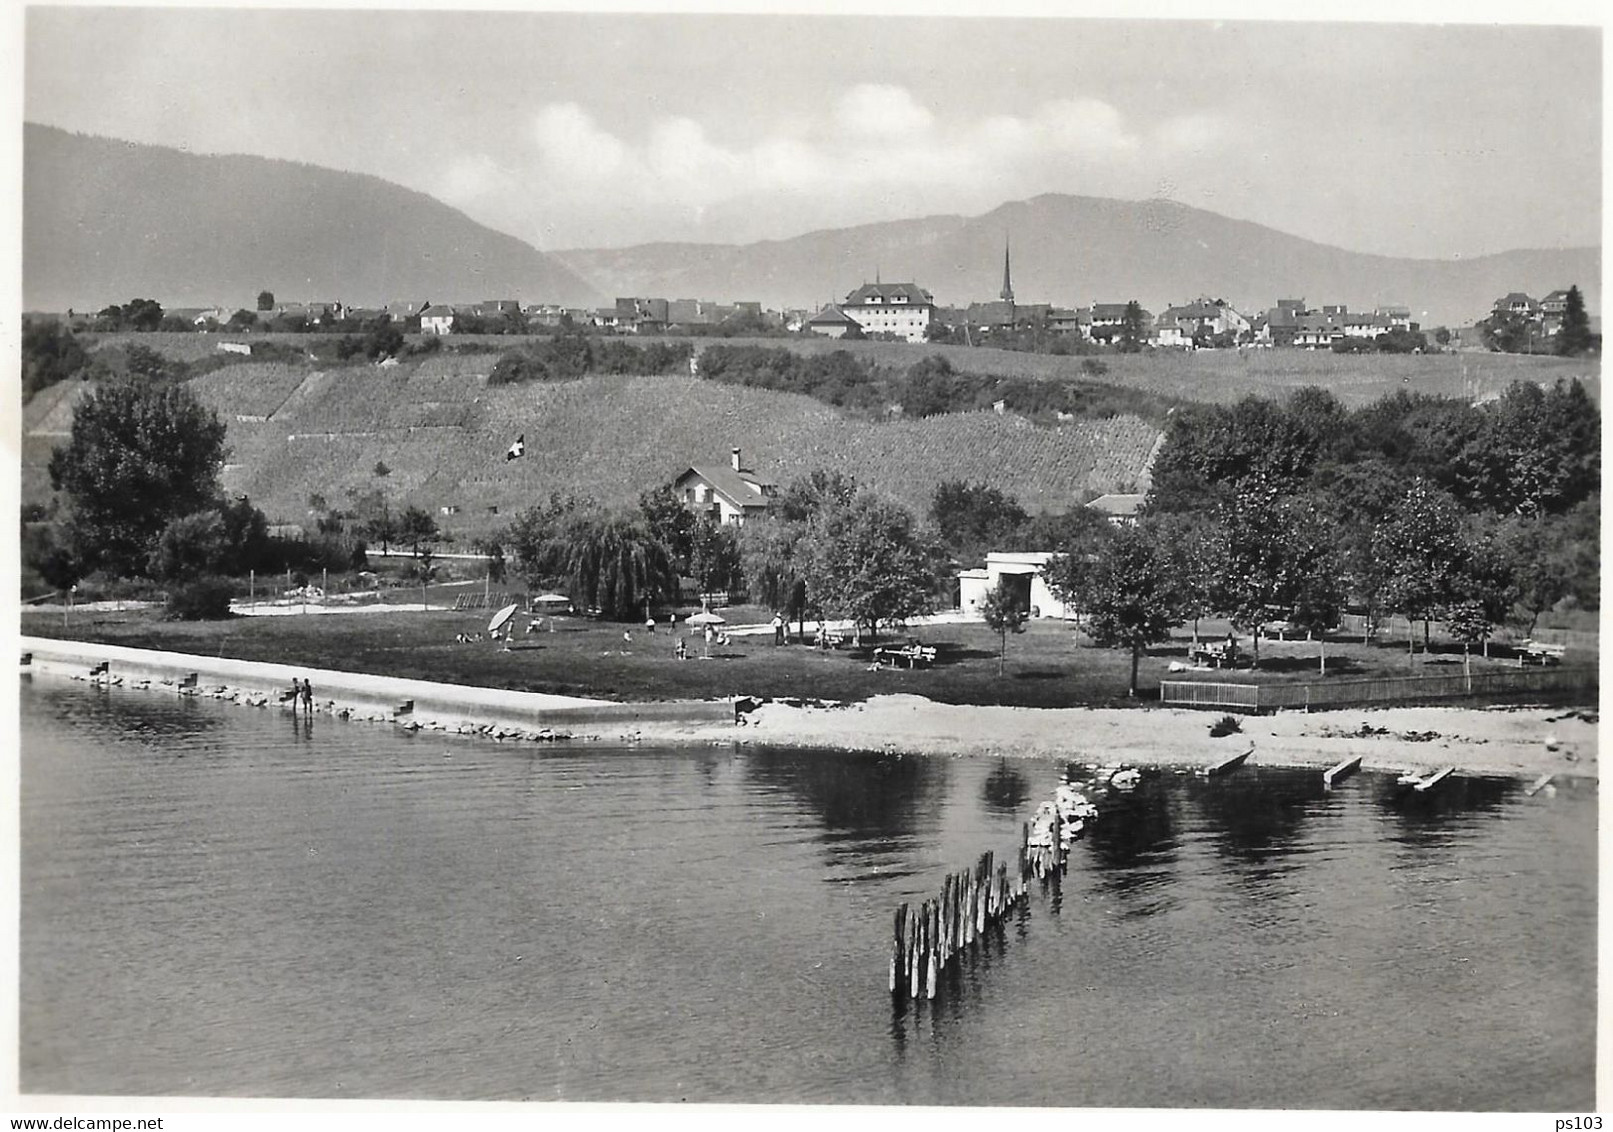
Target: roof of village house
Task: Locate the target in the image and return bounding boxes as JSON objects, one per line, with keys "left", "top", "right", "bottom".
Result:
{"left": 1495, "top": 292, "right": 1539, "bottom": 309}
{"left": 1267, "top": 306, "right": 1301, "bottom": 328}
{"left": 674, "top": 464, "right": 776, "bottom": 510}
{"left": 1541, "top": 290, "right": 1571, "bottom": 305}
{"left": 1161, "top": 299, "right": 1227, "bottom": 321}
{"left": 1086, "top": 493, "right": 1146, "bottom": 518}
{"left": 1295, "top": 312, "right": 1344, "bottom": 333}
{"left": 807, "top": 304, "right": 861, "bottom": 326}
{"left": 844, "top": 282, "right": 934, "bottom": 306}
{"left": 420, "top": 304, "right": 456, "bottom": 318}
{"left": 1090, "top": 303, "right": 1140, "bottom": 320}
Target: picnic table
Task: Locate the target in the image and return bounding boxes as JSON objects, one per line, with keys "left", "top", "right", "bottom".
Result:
{"left": 1188, "top": 640, "right": 1241, "bottom": 669}
{"left": 873, "top": 645, "right": 938, "bottom": 669}
{"left": 1520, "top": 640, "right": 1566, "bottom": 666}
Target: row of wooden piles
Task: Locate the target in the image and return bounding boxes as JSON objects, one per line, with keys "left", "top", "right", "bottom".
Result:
{"left": 889, "top": 817, "right": 1073, "bottom": 1001}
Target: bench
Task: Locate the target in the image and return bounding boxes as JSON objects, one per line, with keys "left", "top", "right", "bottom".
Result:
{"left": 1520, "top": 640, "right": 1567, "bottom": 666}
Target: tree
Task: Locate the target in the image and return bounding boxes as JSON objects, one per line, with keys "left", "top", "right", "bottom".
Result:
{"left": 639, "top": 484, "right": 697, "bottom": 573}
{"left": 226, "top": 309, "right": 259, "bottom": 332}
{"left": 930, "top": 480, "right": 1030, "bottom": 568}
{"left": 1210, "top": 476, "right": 1287, "bottom": 667}
{"left": 1373, "top": 480, "right": 1470, "bottom": 656}
{"left": 799, "top": 492, "right": 940, "bottom": 643}
{"left": 398, "top": 505, "right": 440, "bottom": 559}
{"left": 22, "top": 319, "right": 89, "bottom": 398}
{"left": 1478, "top": 309, "right": 1534, "bottom": 354}
{"left": 1556, "top": 285, "right": 1594, "bottom": 356}
{"left": 1118, "top": 301, "right": 1147, "bottom": 353}
{"left": 148, "top": 511, "right": 228, "bottom": 582}
{"left": 688, "top": 517, "right": 743, "bottom": 597}
{"left": 1047, "top": 522, "right": 1178, "bottom": 697}
{"left": 1457, "top": 379, "right": 1600, "bottom": 516}
{"left": 257, "top": 291, "right": 275, "bottom": 312}
{"left": 553, "top": 512, "right": 675, "bottom": 619}
{"left": 980, "top": 577, "right": 1028, "bottom": 675}
{"left": 504, "top": 493, "right": 583, "bottom": 590}
{"left": 48, "top": 375, "right": 227, "bottom": 577}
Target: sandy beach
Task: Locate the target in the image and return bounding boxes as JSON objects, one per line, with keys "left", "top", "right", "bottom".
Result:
{"left": 636, "top": 693, "right": 1599, "bottom": 782}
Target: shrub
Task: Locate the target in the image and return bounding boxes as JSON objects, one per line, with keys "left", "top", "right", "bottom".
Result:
{"left": 1208, "top": 714, "right": 1243, "bottom": 737}
{"left": 166, "top": 575, "right": 236, "bottom": 620}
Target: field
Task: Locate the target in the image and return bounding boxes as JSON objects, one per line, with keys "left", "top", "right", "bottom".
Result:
{"left": 19, "top": 603, "right": 1590, "bottom": 710}
{"left": 703, "top": 336, "right": 1600, "bottom": 407}
{"left": 79, "top": 329, "right": 1600, "bottom": 408}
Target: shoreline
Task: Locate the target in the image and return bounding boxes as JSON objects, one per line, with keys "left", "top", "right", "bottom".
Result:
{"left": 20, "top": 636, "right": 1597, "bottom": 782}
{"left": 638, "top": 693, "right": 1599, "bottom": 782}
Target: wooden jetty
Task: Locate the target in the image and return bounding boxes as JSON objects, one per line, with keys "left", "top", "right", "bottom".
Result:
{"left": 1524, "top": 773, "right": 1554, "bottom": 797}
{"left": 1200, "top": 745, "right": 1254, "bottom": 777}
{"left": 1323, "top": 755, "right": 1362, "bottom": 789}
{"left": 1414, "top": 767, "right": 1457, "bottom": 793}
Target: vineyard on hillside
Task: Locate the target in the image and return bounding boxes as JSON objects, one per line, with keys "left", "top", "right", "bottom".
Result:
{"left": 173, "top": 370, "right": 1164, "bottom": 536}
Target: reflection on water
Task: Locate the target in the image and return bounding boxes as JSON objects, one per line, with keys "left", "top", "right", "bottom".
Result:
{"left": 19, "top": 679, "right": 1597, "bottom": 1110}
{"left": 981, "top": 760, "right": 1030, "bottom": 812}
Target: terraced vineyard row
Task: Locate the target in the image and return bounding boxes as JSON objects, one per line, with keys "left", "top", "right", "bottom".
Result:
{"left": 188, "top": 363, "right": 309, "bottom": 419}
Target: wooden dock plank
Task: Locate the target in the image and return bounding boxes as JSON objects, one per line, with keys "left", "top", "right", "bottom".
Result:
{"left": 1200, "top": 745, "right": 1254, "bottom": 777}
{"left": 1323, "top": 755, "right": 1362, "bottom": 788}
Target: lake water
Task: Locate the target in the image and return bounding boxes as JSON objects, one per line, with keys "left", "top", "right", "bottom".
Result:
{"left": 19, "top": 677, "right": 1597, "bottom": 1109}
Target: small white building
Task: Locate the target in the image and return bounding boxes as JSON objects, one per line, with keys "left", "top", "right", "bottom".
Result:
{"left": 958, "top": 552, "right": 1070, "bottom": 620}
{"left": 419, "top": 304, "right": 456, "bottom": 335}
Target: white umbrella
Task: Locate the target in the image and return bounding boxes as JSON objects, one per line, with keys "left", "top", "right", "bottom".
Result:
{"left": 531, "top": 592, "right": 570, "bottom": 605}
{"left": 488, "top": 602, "right": 520, "bottom": 634}
{"left": 685, "top": 610, "right": 726, "bottom": 627}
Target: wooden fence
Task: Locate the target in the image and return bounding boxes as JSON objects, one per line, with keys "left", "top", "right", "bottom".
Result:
{"left": 1160, "top": 665, "right": 1597, "bottom": 713}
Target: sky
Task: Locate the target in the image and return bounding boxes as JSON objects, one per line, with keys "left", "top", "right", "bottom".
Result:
{"left": 21, "top": 6, "right": 1605, "bottom": 259}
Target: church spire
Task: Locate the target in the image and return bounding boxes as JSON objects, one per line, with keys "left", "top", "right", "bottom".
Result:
{"left": 1000, "top": 239, "right": 1014, "bottom": 304}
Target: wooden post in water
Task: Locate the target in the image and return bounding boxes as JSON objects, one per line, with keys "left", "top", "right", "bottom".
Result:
{"left": 926, "top": 901, "right": 938, "bottom": 998}
{"left": 896, "top": 903, "right": 909, "bottom": 993}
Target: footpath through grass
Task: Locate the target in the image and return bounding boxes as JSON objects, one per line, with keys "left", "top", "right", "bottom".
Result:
{"left": 21, "top": 607, "right": 1579, "bottom": 710}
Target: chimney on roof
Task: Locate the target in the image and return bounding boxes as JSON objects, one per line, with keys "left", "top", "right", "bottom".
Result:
{"left": 731, "top": 448, "right": 742, "bottom": 472}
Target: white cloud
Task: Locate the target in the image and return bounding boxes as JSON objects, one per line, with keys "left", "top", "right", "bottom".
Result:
{"left": 834, "top": 83, "right": 936, "bottom": 138}
{"left": 441, "top": 86, "right": 1238, "bottom": 246}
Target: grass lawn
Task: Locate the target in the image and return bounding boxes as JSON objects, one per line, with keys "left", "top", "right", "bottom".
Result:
{"left": 21, "top": 607, "right": 1578, "bottom": 710}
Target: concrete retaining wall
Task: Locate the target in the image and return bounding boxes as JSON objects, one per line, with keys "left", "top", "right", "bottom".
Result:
{"left": 21, "top": 636, "right": 734, "bottom": 732}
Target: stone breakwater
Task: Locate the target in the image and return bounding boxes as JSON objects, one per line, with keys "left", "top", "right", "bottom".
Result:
{"left": 20, "top": 636, "right": 734, "bottom": 742}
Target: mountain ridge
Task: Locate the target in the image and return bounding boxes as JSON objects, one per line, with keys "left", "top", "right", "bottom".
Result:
{"left": 23, "top": 123, "right": 603, "bottom": 312}
{"left": 557, "top": 193, "right": 1599, "bottom": 328}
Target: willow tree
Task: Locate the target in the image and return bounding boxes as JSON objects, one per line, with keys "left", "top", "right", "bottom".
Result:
{"left": 555, "top": 512, "right": 675, "bottom": 619}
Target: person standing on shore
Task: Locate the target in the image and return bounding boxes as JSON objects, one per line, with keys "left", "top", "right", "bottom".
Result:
{"left": 301, "top": 678, "right": 313, "bottom": 714}
{"left": 772, "top": 612, "right": 784, "bottom": 646}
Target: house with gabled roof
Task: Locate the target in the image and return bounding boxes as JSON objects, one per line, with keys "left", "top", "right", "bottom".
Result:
{"left": 672, "top": 448, "right": 777, "bottom": 526}
{"left": 806, "top": 304, "right": 862, "bottom": 339}
{"left": 419, "top": 304, "right": 456, "bottom": 335}
{"left": 1494, "top": 292, "right": 1540, "bottom": 318}
{"left": 841, "top": 282, "right": 935, "bottom": 343}
{"left": 1085, "top": 493, "right": 1146, "bottom": 525}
